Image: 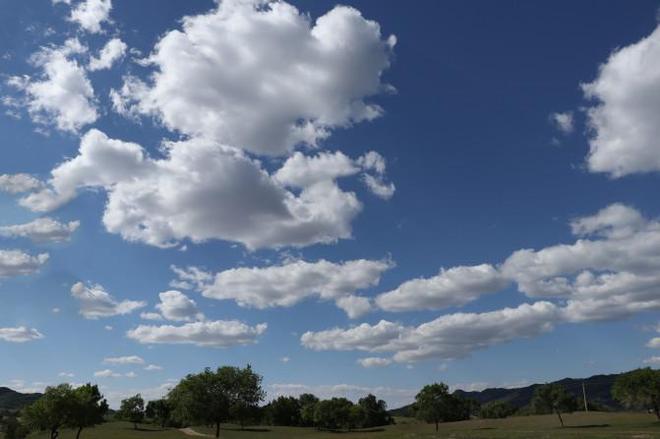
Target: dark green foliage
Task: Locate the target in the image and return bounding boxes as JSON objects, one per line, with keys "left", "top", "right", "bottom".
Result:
{"left": 167, "top": 365, "right": 264, "bottom": 437}
{"left": 22, "top": 384, "right": 77, "bottom": 439}
{"left": 298, "top": 394, "right": 319, "bottom": 427}
{"left": 414, "top": 383, "right": 471, "bottom": 431}
{"left": 313, "top": 398, "right": 353, "bottom": 430}
{"left": 532, "top": 384, "right": 577, "bottom": 427}
{"left": 118, "top": 394, "right": 145, "bottom": 430}
{"left": 68, "top": 384, "right": 108, "bottom": 439}
{"left": 357, "top": 394, "right": 392, "bottom": 427}
{"left": 612, "top": 368, "right": 660, "bottom": 420}
{"left": 0, "top": 413, "right": 29, "bottom": 439}
{"left": 480, "top": 400, "right": 516, "bottom": 419}
{"left": 0, "top": 388, "right": 41, "bottom": 411}
{"left": 145, "top": 399, "right": 172, "bottom": 428}
{"left": 268, "top": 396, "right": 301, "bottom": 426}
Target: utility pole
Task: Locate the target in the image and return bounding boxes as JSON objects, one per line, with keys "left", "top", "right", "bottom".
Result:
{"left": 582, "top": 381, "right": 588, "bottom": 412}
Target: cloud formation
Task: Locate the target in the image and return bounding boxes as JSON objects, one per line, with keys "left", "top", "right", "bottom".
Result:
{"left": 69, "top": 0, "right": 112, "bottom": 34}
{"left": 0, "top": 250, "right": 49, "bottom": 278}
{"left": 126, "top": 320, "right": 267, "bottom": 347}
{"left": 71, "top": 281, "right": 146, "bottom": 319}
{"left": 89, "top": 38, "right": 126, "bottom": 71}
{"left": 0, "top": 327, "right": 44, "bottom": 343}
{"left": 0, "top": 217, "right": 79, "bottom": 243}
{"left": 111, "top": 0, "right": 395, "bottom": 155}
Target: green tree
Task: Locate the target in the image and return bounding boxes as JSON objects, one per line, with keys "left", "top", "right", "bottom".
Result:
{"left": 612, "top": 368, "right": 660, "bottom": 420}
{"left": 145, "top": 399, "right": 171, "bottom": 428}
{"left": 531, "top": 384, "right": 576, "bottom": 427}
{"left": 414, "top": 383, "right": 453, "bottom": 432}
{"left": 68, "top": 384, "right": 108, "bottom": 439}
{"left": 230, "top": 365, "right": 265, "bottom": 428}
{"left": 1, "top": 413, "right": 29, "bottom": 439}
{"left": 348, "top": 404, "right": 366, "bottom": 430}
{"left": 299, "top": 393, "right": 319, "bottom": 427}
{"left": 314, "top": 398, "right": 353, "bottom": 431}
{"left": 268, "top": 396, "right": 301, "bottom": 426}
{"left": 480, "top": 400, "right": 516, "bottom": 419}
{"left": 358, "top": 394, "right": 391, "bottom": 427}
{"left": 118, "top": 394, "right": 145, "bottom": 430}
{"left": 23, "top": 384, "right": 76, "bottom": 439}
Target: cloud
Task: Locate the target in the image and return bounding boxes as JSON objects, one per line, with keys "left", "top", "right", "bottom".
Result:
{"left": 582, "top": 25, "right": 660, "bottom": 176}
{"left": 6, "top": 38, "right": 97, "bottom": 132}
{"left": 0, "top": 174, "right": 44, "bottom": 194}
{"left": 550, "top": 111, "right": 574, "bottom": 134}
{"left": 154, "top": 290, "right": 204, "bottom": 322}
{"left": 648, "top": 337, "right": 660, "bottom": 349}
{"left": 0, "top": 327, "right": 44, "bottom": 343}
{"left": 58, "top": 372, "right": 75, "bottom": 378}
{"left": 94, "top": 369, "right": 122, "bottom": 378}
{"left": 69, "top": 0, "right": 112, "bottom": 34}
{"left": 144, "top": 364, "right": 163, "bottom": 371}
{"left": 173, "top": 258, "right": 391, "bottom": 317}
{"left": 643, "top": 356, "right": 660, "bottom": 366}
{"left": 0, "top": 249, "right": 49, "bottom": 277}
{"left": 111, "top": 0, "right": 395, "bottom": 156}
{"left": 302, "top": 302, "right": 559, "bottom": 363}
{"left": 140, "top": 312, "right": 163, "bottom": 321}
{"left": 89, "top": 38, "right": 126, "bottom": 71}
{"left": 0, "top": 217, "right": 79, "bottom": 243}
{"left": 357, "top": 357, "right": 392, "bottom": 368}
{"left": 71, "top": 281, "right": 146, "bottom": 319}
{"left": 103, "top": 355, "right": 145, "bottom": 365}
{"left": 19, "top": 130, "right": 391, "bottom": 249}
{"left": 126, "top": 320, "right": 267, "bottom": 347}
{"left": 375, "top": 264, "right": 509, "bottom": 312}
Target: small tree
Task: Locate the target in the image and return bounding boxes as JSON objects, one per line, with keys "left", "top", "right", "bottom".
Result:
{"left": 414, "top": 383, "right": 453, "bottom": 432}
{"left": 23, "top": 384, "right": 76, "bottom": 439}
{"left": 532, "top": 384, "right": 576, "bottom": 427}
{"left": 146, "top": 399, "right": 172, "bottom": 428}
{"left": 612, "top": 368, "right": 660, "bottom": 420}
{"left": 118, "top": 394, "right": 145, "bottom": 430}
{"left": 68, "top": 384, "right": 108, "bottom": 439}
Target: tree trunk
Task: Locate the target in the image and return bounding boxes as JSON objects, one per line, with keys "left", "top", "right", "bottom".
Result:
{"left": 215, "top": 421, "right": 221, "bottom": 438}
{"left": 555, "top": 410, "right": 564, "bottom": 427}
{"left": 50, "top": 427, "right": 58, "bottom": 439}
{"left": 76, "top": 426, "right": 83, "bottom": 439}
{"left": 435, "top": 420, "right": 438, "bottom": 432}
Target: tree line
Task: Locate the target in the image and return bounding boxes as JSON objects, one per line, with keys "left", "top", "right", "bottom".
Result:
{"left": 1, "top": 366, "right": 658, "bottom": 437}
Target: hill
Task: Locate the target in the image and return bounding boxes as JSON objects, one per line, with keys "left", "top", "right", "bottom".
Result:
{"left": 389, "top": 372, "right": 622, "bottom": 417}
{"left": 0, "top": 387, "right": 41, "bottom": 411}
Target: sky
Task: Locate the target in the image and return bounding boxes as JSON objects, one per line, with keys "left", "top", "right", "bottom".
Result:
{"left": 0, "top": 0, "right": 660, "bottom": 410}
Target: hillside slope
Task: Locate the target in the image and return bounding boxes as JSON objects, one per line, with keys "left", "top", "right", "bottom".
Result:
{"left": 0, "top": 387, "right": 41, "bottom": 411}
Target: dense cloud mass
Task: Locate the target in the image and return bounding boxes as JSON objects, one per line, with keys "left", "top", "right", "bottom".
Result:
{"left": 173, "top": 258, "right": 392, "bottom": 317}
{"left": 69, "top": 0, "right": 112, "bottom": 34}
{"left": 126, "top": 320, "right": 267, "bottom": 347}
{"left": 582, "top": 25, "right": 660, "bottom": 176}
{"left": 19, "top": 130, "right": 391, "bottom": 249}
{"left": 71, "top": 281, "right": 146, "bottom": 319}
{"left": 111, "top": 0, "right": 396, "bottom": 155}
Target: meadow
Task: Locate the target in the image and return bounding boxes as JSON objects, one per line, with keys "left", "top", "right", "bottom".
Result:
{"left": 7, "top": 412, "right": 659, "bottom": 439}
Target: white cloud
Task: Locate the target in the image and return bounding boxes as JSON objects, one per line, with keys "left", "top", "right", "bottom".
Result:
{"left": 0, "top": 217, "right": 79, "bottom": 243}
{"left": 155, "top": 290, "right": 204, "bottom": 322}
{"left": 94, "top": 369, "right": 122, "bottom": 378}
{"left": 103, "top": 355, "right": 145, "bottom": 365}
{"left": 69, "top": 0, "right": 112, "bottom": 34}
{"left": 71, "top": 281, "right": 146, "bottom": 319}
{"left": 357, "top": 357, "right": 392, "bottom": 368}
{"left": 19, "top": 130, "right": 388, "bottom": 249}
{"left": 280, "top": 357, "right": 290, "bottom": 363}
{"left": 643, "top": 356, "right": 660, "bottom": 366}
{"left": 582, "top": 25, "right": 660, "bottom": 176}
{"left": 140, "top": 312, "right": 163, "bottom": 321}
{"left": 126, "top": 320, "right": 267, "bottom": 347}
{"left": 362, "top": 173, "right": 395, "bottom": 200}
{"left": 0, "top": 174, "right": 44, "bottom": 194}
{"left": 58, "top": 372, "right": 75, "bottom": 378}
{"left": 648, "top": 337, "right": 660, "bottom": 349}
{"left": 6, "top": 38, "right": 97, "bottom": 132}
{"left": 174, "top": 258, "right": 391, "bottom": 317}
{"left": 111, "top": 0, "right": 395, "bottom": 156}
{"left": 0, "top": 249, "right": 49, "bottom": 277}
{"left": 0, "top": 327, "right": 44, "bottom": 343}
{"left": 302, "top": 301, "right": 559, "bottom": 363}
{"left": 89, "top": 38, "right": 126, "bottom": 71}
{"left": 144, "top": 364, "right": 163, "bottom": 371}
{"left": 550, "top": 111, "right": 574, "bottom": 134}
{"left": 375, "top": 264, "right": 508, "bottom": 312}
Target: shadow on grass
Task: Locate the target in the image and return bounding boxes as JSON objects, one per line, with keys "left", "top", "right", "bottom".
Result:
{"left": 125, "top": 427, "right": 169, "bottom": 432}
{"left": 320, "top": 428, "right": 386, "bottom": 434}
{"left": 222, "top": 427, "right": 271, "bottom": 432}
{"left": 565, "top": 424, "right": 610, "bottom": 429}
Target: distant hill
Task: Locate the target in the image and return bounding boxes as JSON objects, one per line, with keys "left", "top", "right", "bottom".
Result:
{"left": 0, "top": 387, "right": 41, "bottom": 411}
{"left": 389, "top": 372, "right": 622, "bottom": 417}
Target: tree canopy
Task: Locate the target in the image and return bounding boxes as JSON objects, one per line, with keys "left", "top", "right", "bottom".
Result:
{"left": 118, "top": 394, "right": 145, "bottom": 430}
{"left": 612, "top": 368, "right": 660, "bottom": 420}
{"left": 531, "top": 383, "right": 576, "bottom": 427}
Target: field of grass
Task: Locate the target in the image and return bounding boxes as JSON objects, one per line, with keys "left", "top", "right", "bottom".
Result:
{"left": 5, "top": 412, "right": 659, "bottom": 439}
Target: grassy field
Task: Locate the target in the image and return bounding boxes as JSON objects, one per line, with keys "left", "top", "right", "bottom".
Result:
{"left": 6, "top": 412, "right": 659, "bottom": 439}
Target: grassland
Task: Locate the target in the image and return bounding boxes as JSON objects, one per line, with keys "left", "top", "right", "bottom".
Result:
{"left": 6, "top": 412, "right": 659, "bottom": 439}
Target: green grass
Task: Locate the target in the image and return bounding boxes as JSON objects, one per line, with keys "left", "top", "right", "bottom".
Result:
{"left": 5, "top": 412, "right": 659, "bottom": 439}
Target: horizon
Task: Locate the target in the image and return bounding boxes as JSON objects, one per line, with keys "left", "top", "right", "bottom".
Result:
{"left": 1, "top": 0, "right": 659, "bottom": 412}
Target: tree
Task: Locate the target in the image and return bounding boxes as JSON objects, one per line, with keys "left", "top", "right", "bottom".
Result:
{"left": 146, "top": 399, "right": 171, "bottom": 428}
{"left": 1, "top": 413, "right": 29, "bottom": 439}
{"left": 531, "top": 384, "right": 576, "bottom": 427}
{"left": 168, "top": 365, "right": 264, "bottom": 438}
{"left": 348, "top": 404, "right": 366, "bottom": 430}
{"left": 480, "top": 400, "right": 516, "bottom": 419}
{"left": 314, "top": 398, "right": 353, "bottom": 431}
{"left": 268, "top": 396, "right": 301, "bottom": 426}
{"left": 23, "top": 384, "right": 76, "bottom": 439}
{"left": 358, "top": 394, "right": 392, "bottom": 427}
{"left": 299, "top": 394, "right": 319, "bottom": 427}
{"left": 118, "top": 394, "right": 145, "bottom": 430}
{"left": 68, "top": 384, "right": 108, "bottom": 439}
{"left": 414, "top": 383, "right": 454, "bottom": 432}
{"left": 612, "top": 368, "right": 660, "bottom": 420}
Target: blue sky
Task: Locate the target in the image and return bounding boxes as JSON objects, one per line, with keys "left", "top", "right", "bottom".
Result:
{"left": 1, "top": 0, "right": 660, "bottom": 409}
